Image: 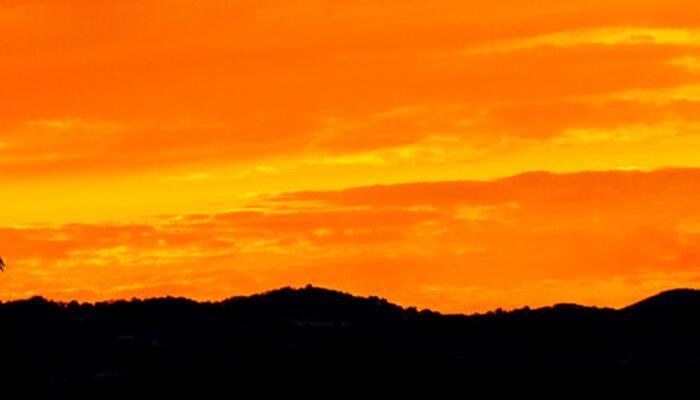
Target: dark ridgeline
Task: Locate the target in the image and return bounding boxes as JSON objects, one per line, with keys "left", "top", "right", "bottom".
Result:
{"left": 0, "top": 285, "right": 699, "bottom": 393}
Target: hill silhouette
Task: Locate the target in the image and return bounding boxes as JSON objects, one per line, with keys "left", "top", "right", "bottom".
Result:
{"left": 624, "top": 288, "right": 700, "bottom": 313}
{"left": 1, "top": 285, "right": 699, "bottom": 393}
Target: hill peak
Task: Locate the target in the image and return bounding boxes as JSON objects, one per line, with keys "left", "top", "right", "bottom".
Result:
{"left": 623, "top": 288, "right": 700, "bottom": 313}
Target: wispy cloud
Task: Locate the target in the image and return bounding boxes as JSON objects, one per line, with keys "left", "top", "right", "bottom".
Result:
{"left": 2, "top": 169, "right": 700, "bottom": 312}
{"left": 1, "top": 1, "right": 700, "bottom": 179}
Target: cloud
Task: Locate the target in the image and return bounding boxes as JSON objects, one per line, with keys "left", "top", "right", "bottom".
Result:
{"left": 3, "top": 1, "right": 700, "bottom": 311}
{"left": 1, "top": 1, "right": 700, "bottom": 179}
{"left": 463, "top": 27, "right": 700, "bottom": 54}
{"left": 2, "top": 168, "right": 700, "bottom": 312}
{"left": 5, "top": 95, "right": 700, "bottom": 180}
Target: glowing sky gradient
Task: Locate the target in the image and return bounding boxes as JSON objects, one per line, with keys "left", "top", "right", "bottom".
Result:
{"left": 2, "top": 0, "right": 700, "bottom": 312}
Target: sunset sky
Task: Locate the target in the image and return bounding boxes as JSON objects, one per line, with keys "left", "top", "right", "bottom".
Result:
{"left": 2, "top": 0, "right": 700, "bottom": 312}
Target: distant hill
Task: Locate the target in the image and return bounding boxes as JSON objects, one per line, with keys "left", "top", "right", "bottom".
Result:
{"left": 624, "top": 288, "right": 700, "bottom": 314}
{"left": 1, "top": 285, "right": 699, "bottom": 393}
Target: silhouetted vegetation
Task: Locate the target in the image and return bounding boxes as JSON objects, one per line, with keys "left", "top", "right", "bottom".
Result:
{"left": 0, "top": 286, "right": 699, "bottom": 393}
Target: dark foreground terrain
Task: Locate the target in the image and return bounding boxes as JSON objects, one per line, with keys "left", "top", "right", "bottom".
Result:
{"left": 1, "top": 285, "right": 699, "bottom": 392}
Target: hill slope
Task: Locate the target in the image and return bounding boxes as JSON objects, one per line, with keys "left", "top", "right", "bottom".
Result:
{"left": 1, "top": 286, "right": 699, "bottom": 392}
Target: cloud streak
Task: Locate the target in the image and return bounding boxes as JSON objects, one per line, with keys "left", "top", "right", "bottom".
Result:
{"left": 1, "top": 1, "right": 700, "bottom": 179}
{"left": 3, "top": 169, "right": 700, "bottom": 312}
{"left": 2, "top": 1, "right": 700, "bottom": 312}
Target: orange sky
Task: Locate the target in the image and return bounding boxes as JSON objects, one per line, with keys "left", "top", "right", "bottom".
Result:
{"left": 2, "top": 0, "right": 700, "bottom": 313}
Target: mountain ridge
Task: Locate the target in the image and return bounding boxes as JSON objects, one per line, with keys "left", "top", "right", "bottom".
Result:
{"left": 8, "top": 284, "right": 695, "bottom": 316}
{"left": 1, "top": 285, "right": 700, "bottom": 393}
